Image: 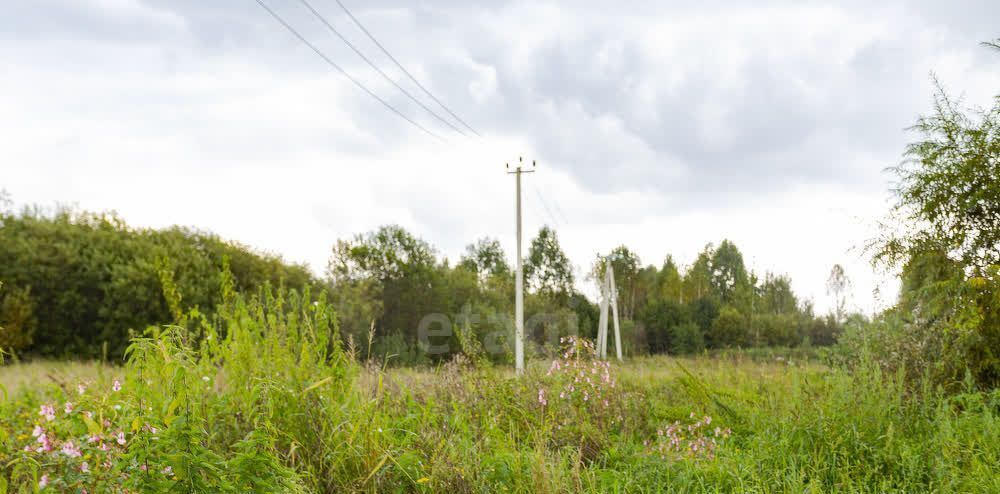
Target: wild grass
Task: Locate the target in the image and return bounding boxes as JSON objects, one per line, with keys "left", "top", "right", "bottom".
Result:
{"left": 1, "top": 288, "right": 999, "bottom": 492}
{"left": 0, "top": 360, "right": 107, "bottom": 399}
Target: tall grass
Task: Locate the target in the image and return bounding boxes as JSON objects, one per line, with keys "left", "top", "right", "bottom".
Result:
{"left": 2, "top": 286, "right": 999, "bottom": 492}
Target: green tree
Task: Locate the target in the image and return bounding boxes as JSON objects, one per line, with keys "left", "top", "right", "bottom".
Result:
{"left": 683, "top": 245, "right": 715, "bottom": 301}
{"left": 709, "top": 306, "right": 746, "bottom": 349}
{"left": 761, "top": 273, "right": 798, "bottom": 315}
{"left": 878, "top": 83, "right": 1000, "bottom": 272}
{"left": 524, "top": 226, "right": 574, "bottom": 301}
{"left": 640, "top": 298, "right": 689, "bottom": 354}
{"left": 710, "top": 240, "right": 750, "bottom": 305}
{"left": 866, "top": 75, "right": 1000, "bottom": 388}
{"left": 328, "top": 225, "right": 450, "bottom": 362}
{"left": 460, "top": 237, "right": 510, "bottom": 286}
{"left": 657, "top": 256, "right": 684, "bottom": 303}
{"left": 669, "top": 321, "right": 705, "bottom": 354}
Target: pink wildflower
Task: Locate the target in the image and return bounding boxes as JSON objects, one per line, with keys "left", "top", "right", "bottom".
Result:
{"left": 64, "top": 402, "right": 74, "bottom": 414}
{"left": 62, "top": 440, "right": 82, "bottom": 458}
{"left": 39, "top": 404, "right": 56, "bottom": 421}
{"left": 537, "top": 388, "right": 547, "bottom": 406}
{"left": 77, "top": 383, "right": 87, "bottom": 395}
{"left": 36, "top": 433, "right": 52, "bottom": 453}
{"left": 80, "top": 461, "right": 90, "bottom": 473}
{"left": 112, "top": 379, "right": 122, "bottom": 392}
{"left": 39, "top": 474, "right": 49, "bottom": 489}
{"left": 116, "top": 431, "right": 127, "bottom": 446}
{"left": 31, "top": 425, "right": 44, "bottom": 438}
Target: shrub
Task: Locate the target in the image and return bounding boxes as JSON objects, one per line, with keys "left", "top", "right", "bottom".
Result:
{"left": 753, "top": 313, "right": 799, "bottom": 347}
{"left": 0, "top": 207, "right": 321, "bottom": 359}
{"left": 668, "top": 322, "right": 705, "bottom": 355}
{"left": 641, "top": 299, "right": 689, "bottom": 354}
{"left": 708, "top": 306, "right": 745, "bottom": 348}
{"left": 0, "top": 282, "right": 36, "bottom": 353}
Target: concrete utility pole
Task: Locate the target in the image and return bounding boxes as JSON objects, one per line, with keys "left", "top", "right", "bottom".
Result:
{"left": 507, "top": 157, "right": 534, "bottom": 375}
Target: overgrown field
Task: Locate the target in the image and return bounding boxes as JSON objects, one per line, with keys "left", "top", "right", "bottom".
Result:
{"left": 1, "top": 289, "right": 998, "bottom": 493}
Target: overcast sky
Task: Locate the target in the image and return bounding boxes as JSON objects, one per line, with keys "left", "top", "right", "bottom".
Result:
{"left": 2, "top": 0, "right": 998, "bottom": 313}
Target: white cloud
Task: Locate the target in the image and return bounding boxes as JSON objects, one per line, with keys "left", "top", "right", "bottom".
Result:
{"left": 2, "top": 0, "right": 998, "bottom": 315}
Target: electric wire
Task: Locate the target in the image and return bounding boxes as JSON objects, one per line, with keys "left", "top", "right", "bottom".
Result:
{"left": 253, "top": 0, "right": 443, "bottom": 140}
{"left": 334, "top": 0, "right": 481, "bottom": 136}
{"left": 296, "top": 0, "right": 467, "bottom": 136}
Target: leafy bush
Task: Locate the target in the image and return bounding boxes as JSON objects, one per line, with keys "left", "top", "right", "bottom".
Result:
{"left": 866, "top": 81, "right": 1000, "bottom": 389}
{"left": 0, "top": 282, "right": 36, "bottom": 353}
{"left": 752, "top": 313, "right": 799, "bottom": 347}
{"left": 641, "top": 299, "right": 689, "bottom": 354}
{"left": 668, "top": 322, "right": 705, "bottom": 355}
{"left": 708, "top": 306, "right": 746, "bottom": 348}
{"left": 0, "top": 207, "right": 321, "bottom": 359}
{"left": 838, "top": 264, "right": 1000, "bottom": 389}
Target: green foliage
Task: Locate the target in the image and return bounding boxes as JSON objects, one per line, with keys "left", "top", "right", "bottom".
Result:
{"left": 841, "top": 255, "right": 1000, "bottom": 389}
{"left": 460, "top": 237, "right": 510, "bottom": 284}
{"left": 880, "top": 83, "right": 1000, "bottom": 272}
{"left": 0, "top": 282, "right": 36, "bottom": 353}
{"left": 328, "top": 225, "right": 598, "bottom": 366}
{"left": 0, "top": 206, "right": 319, "bottom": 359}
{"left": 709, "top": 240, "right": 749, "bottom": 306}
{"left": 862, "top": 80, "right": 1000, "bottom": 389}
{"left": 751, "top": 313, "right": 799, "bottom": 347}
{"left": 708, "top": 306, "right": 746, "bottom": 348}
{"left": 759, "top": 273, "right": 798, "bottom": 315}
{"left": 4, "top": 339, "right": 1000, "bottom": 492}
{"left": 524, "top": 226, "right": 574, "bottom": 301}
{"left": 640, "top": 298, "right": 690, "bottom": 354}
{"left": 668, "top": 321, "right": 705, "bottom": 354}
{"left": 328, "top": 225, "right": 466, "bottom": 364}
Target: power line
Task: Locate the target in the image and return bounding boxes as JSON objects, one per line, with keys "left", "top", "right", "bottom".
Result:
{"left": 532, "top": 184, "right": 561, "bottom": 228}
{"left": 333, "top": 0, "right": 481, "bottom": 137}
{"left": 550, "top": 193, "right": 569, "bottom": 224}
{"left": 253, "top": 0, "right": 442, "bottom": 141}
{"left": 296, "top": 0, "right": 467, "bottom": 136}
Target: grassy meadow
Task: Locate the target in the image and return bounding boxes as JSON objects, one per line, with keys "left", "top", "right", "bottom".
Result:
{"left": 1, "top": 292, "right": 998, "bottom": 493}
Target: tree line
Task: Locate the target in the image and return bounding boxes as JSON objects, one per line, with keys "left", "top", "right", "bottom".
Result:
{"left": 327, "top": 225, "right": 845, "bottom": 365}
{"left": 0, "top": 198, "right": 845, "bottom": 362}
{"left": 0, "top": 203, "right": 321, "bottom": 359}
{"left": 3, "top": 74, "right": 994, "bottom": 380}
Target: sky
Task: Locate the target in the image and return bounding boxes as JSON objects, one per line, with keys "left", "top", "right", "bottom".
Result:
{"left": 2, "top": 0, "right": 998, "bottom": 314}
